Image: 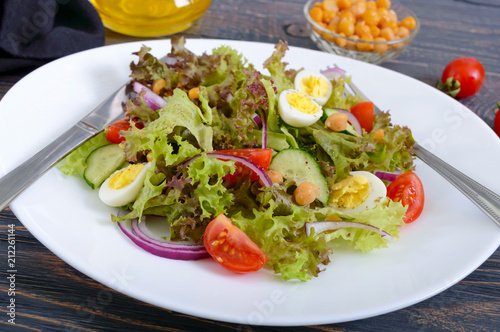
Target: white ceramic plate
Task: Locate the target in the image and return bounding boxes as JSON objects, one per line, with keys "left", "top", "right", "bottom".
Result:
{"left": 0, "top": 39, "right": 499, "bottom": 326}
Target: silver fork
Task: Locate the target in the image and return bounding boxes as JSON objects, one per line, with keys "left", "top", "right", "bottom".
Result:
{"left": 344, "top": 76, "right": 500, "bottom": 228}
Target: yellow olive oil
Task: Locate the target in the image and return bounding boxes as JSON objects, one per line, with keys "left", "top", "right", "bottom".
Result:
{"left": 90, "top": 0, "right": 212, "bottom": 37}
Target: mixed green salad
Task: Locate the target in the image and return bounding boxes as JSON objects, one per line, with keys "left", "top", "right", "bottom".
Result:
{"left": 59, "top": 37, "right": 422, "bottom": 281}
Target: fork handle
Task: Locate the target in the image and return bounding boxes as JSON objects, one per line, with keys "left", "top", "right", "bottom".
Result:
{"left": 414, "top": 143, "right": 500, "bottom": 227}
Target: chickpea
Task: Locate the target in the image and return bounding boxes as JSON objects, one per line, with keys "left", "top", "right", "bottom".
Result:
{"left": 356, "top": 35, "right": 374, "bottom": 52}
{"left": 339, "top": 10, "right": 356, "bottom": 23}
{"left": 325, "top": 112, "right": 348, "bottom": 132}
{"left": 366, "top": 0, "right": 377, "bottom": 11}
{"left": 350, "top": 1, "right": 367, "bottom": 18}
{"left": 323, "top": 0, "right": 339, "bottom": 12}
{"left": 338, "top": 18, "right": 355, "bottom": 36}
{"left": 267, "top": 170, "right": 284, "bottom": 184}
{"left": 345, "top": 35, "right": 359, "bottom": 50}
{"left": 376, "top": 0, "right": 391, "bottom": 9}
{"left": 323, "top": 10, "right": 338, "bottom": 24}
{"left": 355, "top": 20, "right": 371, "bottom": 37}
{"left": 335, "top": 33, "right": 348, "bottom": 48}
{"left": 309, "top": 7, "right": 324, "bottom": 23}
{"left": 294, "top": 182, "right": 320, "bottom": 205}
{"left": 337, "top": 0, "right": 353, "bottom": 11}
{"left": 373, "top": 128, "right": 385, "bottom": 141}
{"left": 363, "top": 9, "right": 380, "bottom": 26}
{"left": 373, "top": 37, "right": 389, "bottom": 54}
{"left": 397, "top": 26, "right": 410, "bottom": 39}
{"left": 188, "top": 87, "right": 200, "bottom": 99}
{"left": 369, "top": 25, "right": 380, "bottom": 38}
{"left": 400, "top": 16, "right": 417, "bottom": 30}
{"left": 152, "top": 79, "right": 166, "bottom": 95}
{"left": 380, "top": 26, "right": 395, "bottom": 40}
{"left": 325, "top": 215, "right": 342, "bottom": 221}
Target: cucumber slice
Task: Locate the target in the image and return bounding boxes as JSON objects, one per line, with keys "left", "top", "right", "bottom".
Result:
{"left": 269, "top": 149, "right": 329, "bottom": 204}
{"left": 322, "top": 108, "right": 360, "bottom": 137}
{"left": 83, "top": 144, "right": 126, "bottom": 189}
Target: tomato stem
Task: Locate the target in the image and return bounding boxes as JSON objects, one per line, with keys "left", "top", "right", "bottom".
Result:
{"left": 436, "top": 77, "right": 461, "bottom": 98}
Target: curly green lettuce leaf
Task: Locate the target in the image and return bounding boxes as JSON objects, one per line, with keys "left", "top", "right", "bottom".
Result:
{"left": 262, "top": 41, "right": 296, "bottom": 95}
{"left": 314, "top": 198, "right": 406, "bottom": 252}
{"left": 122, "top": 88, "right": 213, "bottom": 156}
{"left": 323, "top": 76, "right": 363, "bottom": 110}
{"left": 231, "top": 199, "right": 331, "bottom": 282}
{"left": 58, "top": 132, "right": 109, "bottom": 177}
{"left": 187, "top": 154, "right": 236, "bottom": 219}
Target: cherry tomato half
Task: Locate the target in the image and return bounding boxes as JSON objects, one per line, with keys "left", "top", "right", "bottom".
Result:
{"left": 214, "top": 149, "right": 272, "bottom": 182}
{"left": 204, "top": 214, "right": 268, "bottom": 273}
{"left": 439, "top": 57, "right": 485, "bottom": 98}
{"left": 106, "top": 117, "right": 143, "bottom": 144}
{"left": 387, "top": 171, "right": 425, "bottom": 224}
{"left": 350, "top": 101, "right": 374, "bottom": 133}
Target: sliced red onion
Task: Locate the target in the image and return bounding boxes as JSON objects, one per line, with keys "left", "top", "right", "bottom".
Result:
{"left": 331, "top": 108, "right": 362, "bottom": 136}
{"left": 117, "top": 219, "right": 209, "bottom": 260}
{"left": 252, "top": 113, "right": 263, "bottom": 129}
{"left": 207, "top": 153, "right": 273, "bottom": 187}
{"left": 305, "top": 220, "right": 394, "bottom": 239}
{"left": 374, "top": 170, "right": 401, "bottom": 182}
{"left": 321, "top": 67, "right": 346, "bottom": 81}
{"left": 132, "top": 218, "right": 205, "bottom": 251}
{"left": 258, "top": 109, "right": 268, "bottom": 149}
{"left": 132, "top": 81, "right": 167, "bottom": 110}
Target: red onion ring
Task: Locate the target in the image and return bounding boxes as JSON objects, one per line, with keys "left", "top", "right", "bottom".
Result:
{"left": 117, "top": 219, "right": 209, "bottom": 260}
{"left": 330, "top": 108, "right": 363, "bottom": 136}
{"left": 206, "top": 153, "right": 273, "bottom": 186}
{"left": 320, "top": 67, "right": 346, "bottom": 81}
{"left": 374, "top": 170, "right": 401, "bottom": 182}
{"left": 132, "top": 81, "right": 167, "bottom": 110}
{"left": 252, "top": 113, "right": 263, "bottom": 129}
{"left": 132, "top": 218, "right": 205, "bottom": 251}
{"left": 305, "top": 220, "right": 394, "bottom": 239}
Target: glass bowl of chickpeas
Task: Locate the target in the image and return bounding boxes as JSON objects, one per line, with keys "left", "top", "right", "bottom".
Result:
{"left": 304, "top": 0, "right": 420, "bottom": 64}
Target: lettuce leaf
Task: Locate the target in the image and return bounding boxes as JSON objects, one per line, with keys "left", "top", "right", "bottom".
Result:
{"left": 58, "top": 132, "right": 109, "bottom": 177}
{"left": 315, "top": 198, "right": 406, "bottom": 252}
{"left": 231, "top": 199, "right": 331, "bottom": 281}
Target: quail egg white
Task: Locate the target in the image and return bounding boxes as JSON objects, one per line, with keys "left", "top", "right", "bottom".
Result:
{"left": 294, "top": 70, "right": 333, "bottom": 106}
{"left": 329, "top": 171, "right": 387, "bottom": 213}
{"left": 278, "top": 89, "right": 323, "bottom": 127}
{"left": 99, "top": 163, "right": 150, "bottom": 207}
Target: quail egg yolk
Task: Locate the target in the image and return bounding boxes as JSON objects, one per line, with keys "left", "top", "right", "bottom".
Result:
{"left": 108, "top": 164, "right": 145, "bottom": 189}
{"left": 329, "top": 175, "right": 370, "bottom": 209}
{"left": 299, "top": 76, "right": 330, "bottom": 99}
{"left": 286, "top": 91, "right": 319, "bottom": 115}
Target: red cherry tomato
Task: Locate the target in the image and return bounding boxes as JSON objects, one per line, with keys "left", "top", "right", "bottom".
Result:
{"left": 494, "top": 102, "right": 500, "bottom": 138}
{"left": 350, "top": 101, "right": 374, "bottom": 133}
{"left": 439, "top": 57, "right": 485, "bottom": 98}
{"left": 106, "top": 117, "right": 144, "bottom": 143}
{"left": 214, "top": 149, "right": 272, "bottom": 182}
{"left": 204, "top": 213, "right": 268, "bottom": 273}
{"left": 387, "top": 172, "right": 425, "bottom": 224}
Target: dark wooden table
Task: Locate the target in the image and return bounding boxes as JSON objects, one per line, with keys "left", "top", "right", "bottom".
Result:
{"left": 1, "top": 0, "right": 499, "bottom": 331}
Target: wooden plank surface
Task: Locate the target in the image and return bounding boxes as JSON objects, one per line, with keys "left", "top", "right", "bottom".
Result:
{"left": 1, "top": 0, "right": 499, "bottom": 331}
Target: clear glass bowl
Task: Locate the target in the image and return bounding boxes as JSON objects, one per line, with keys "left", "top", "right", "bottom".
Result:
{"left": 304, "top": 0, "right": 420, "bottom": 65}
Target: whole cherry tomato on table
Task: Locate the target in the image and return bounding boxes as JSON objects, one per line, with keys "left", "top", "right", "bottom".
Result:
{"left": 437, "top": 57, "right": 485, "bottom": 98}
{"left": 494, "top": 102, "right": 500, "bottom": 138}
